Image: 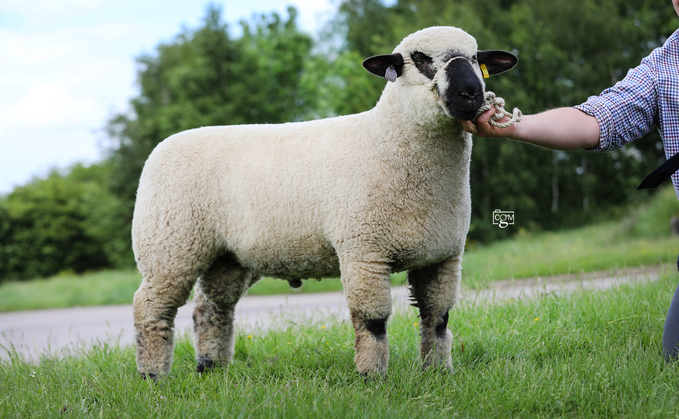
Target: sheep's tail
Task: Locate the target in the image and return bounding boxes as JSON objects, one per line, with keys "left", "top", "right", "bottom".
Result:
{"left": 475, "top": 91, "right": 523, "bottom": 128}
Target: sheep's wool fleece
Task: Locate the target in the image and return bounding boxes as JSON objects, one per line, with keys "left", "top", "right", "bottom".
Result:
{"left": 132, "top": 26, "right": 475, "bottom": 288}
{"left": 394, "top": 27, "right": 478, "bottom": 65}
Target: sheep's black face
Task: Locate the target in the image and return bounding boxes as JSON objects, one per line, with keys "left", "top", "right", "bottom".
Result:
{"left": 410, "top": 51, "right": 484, "bottom": 121}
{"left": 440, "top": 58, "right": 484, "bottom": 121}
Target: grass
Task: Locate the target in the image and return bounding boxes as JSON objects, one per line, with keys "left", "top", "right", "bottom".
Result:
{"left": 461, "top": 223, "right": 679, "bottom": 289}
{"left": 2, "top": 268, "right": 679, "bottom": 417}
{"left": 0, "top": 270, "right": 142, "bottom": 312}
{"left": 1, "top": 185, "right": 677, "bottom": 312}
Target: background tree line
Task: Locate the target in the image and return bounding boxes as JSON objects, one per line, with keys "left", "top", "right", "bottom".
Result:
{"left": 1, "top": 0, "right": 676, "bottom": 281}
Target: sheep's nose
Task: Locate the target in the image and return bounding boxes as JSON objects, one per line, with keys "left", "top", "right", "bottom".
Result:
{"left": 458, "top": 89, "right": 483, "bottom": 108}
{"left": 459, "top": 88, "right": 482, "bottom": 101}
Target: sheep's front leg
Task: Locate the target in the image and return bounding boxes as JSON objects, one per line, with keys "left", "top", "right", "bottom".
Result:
{"left": 341, "top": 260, "right": 392, "bottom": 376}
{"left": 408, "top": 256, "right": 462, "bottom": 372}
{"left": 193, "top": 258, "right": 259, "bottom": 373}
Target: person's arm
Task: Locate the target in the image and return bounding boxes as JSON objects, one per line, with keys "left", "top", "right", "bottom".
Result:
{"left": 460, "top": 107, "right": 600, "bottom": 151}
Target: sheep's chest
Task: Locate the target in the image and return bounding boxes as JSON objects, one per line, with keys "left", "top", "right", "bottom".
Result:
{"left": 341, "top": 153, "right": 472, "bottom": 272}
{"left": 382, "top": 189, "right": 470, "bottom": 272}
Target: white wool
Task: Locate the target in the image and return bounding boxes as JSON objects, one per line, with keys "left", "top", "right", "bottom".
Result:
{"left": 132, "top": 26, "right": 488, "bottom": 378}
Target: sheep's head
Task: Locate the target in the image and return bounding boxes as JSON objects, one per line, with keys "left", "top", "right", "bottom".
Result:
{"left": 363, "top": 26, "right": 517, "bottom": 121}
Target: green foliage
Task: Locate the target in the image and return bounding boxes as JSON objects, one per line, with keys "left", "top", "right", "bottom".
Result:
{"left": 0, "top": 163, "right": 133, "bottom": 282}
{"left": 304, "top": 49, "right": 387, "bottom": 117}
{"left": 0, "top": 269, "right": 141, "bottom": 311}
{"left": 621, "top": 184, "right": 679, "bottom": 238}
{"left": 2, "top": 273, "right": 679, "bottom": 417}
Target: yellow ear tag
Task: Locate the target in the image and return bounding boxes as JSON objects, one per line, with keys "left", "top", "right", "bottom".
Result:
{"left": 480, "top": 63, "right": 490, "bottom": 78}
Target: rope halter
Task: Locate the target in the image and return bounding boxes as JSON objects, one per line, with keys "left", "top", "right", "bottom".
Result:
{"left": 476, "top": 91, "right": 523, "bottom": 129}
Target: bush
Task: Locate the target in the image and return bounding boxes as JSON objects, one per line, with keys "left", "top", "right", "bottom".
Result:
{"left": 620, "top": 184, "right": 679, "bottom": 239}
{"left": 0, "top": 163, "right": 134, "bottom": 282}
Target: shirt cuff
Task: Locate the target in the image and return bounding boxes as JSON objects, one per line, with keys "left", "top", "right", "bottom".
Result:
{"left": 574, "top": 100, "right": 612, "bottom": 152}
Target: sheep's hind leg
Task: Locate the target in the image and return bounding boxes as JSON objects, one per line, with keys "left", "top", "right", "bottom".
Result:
{"left": 408, "top": 256, "right": 462, "bottom": 372}
{"left": 193, "top": 255, "right": 257, "bottom": 373}
{"left": 341, "top": 259, "right": 393, "bottom": 376}
{"left": 133, "top": 268, "right": 196, "bottom": 380}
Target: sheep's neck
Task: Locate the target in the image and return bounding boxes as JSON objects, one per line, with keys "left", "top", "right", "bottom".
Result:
{"left": 369, "top": 99, "right": 467, "bottom": 154}
{"left": 372, "top": 83, "right": 464, "bottom": 137}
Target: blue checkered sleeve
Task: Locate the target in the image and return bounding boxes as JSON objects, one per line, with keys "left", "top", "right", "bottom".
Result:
{"left": 574, "top": 60, "right": 659, "bottom": 152}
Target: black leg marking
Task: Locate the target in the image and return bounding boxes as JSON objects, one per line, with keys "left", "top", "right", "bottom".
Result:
{"left": 364, "top": 318, "right": 387, "bottom": 339}
{"left": 140, "top": 372, "right": 158, "bottom": 381}
{"left": 435, "top": 312, "right": 449, "bottom": 338}
{"left": 196, "top": 357, "right": 215, "bottom": 374}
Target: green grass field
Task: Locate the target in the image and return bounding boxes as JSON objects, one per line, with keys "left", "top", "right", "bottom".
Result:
{"left": 1, "top": 185, "right": 677, "bottom": 312}
{"left": 2, "top": 268, "right": 679, "bottom": 417}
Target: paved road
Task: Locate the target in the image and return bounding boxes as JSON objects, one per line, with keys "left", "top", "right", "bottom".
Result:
{"left": 0, "top": 265, "right": 666, "bottom": 361}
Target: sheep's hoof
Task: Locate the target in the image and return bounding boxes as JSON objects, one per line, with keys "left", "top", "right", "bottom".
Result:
{"left": 422, "top": 364, "right": 453, "bottom": 374}
{"left": 139, "top": 372, "right": 159, "bottom": 382}
{"left": 359, "top": 371, "right": 387, "bottom": 383}
{"left": 196, "top": 358, "right": 215, "bottom": 374}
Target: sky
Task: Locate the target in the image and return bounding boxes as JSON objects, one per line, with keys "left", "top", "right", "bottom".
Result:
{"left": 0, "top": 0, "right": 338, "bottom": 193}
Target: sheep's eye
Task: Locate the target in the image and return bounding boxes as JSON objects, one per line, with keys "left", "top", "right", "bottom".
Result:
{"left": 411, "top": 52, "right": 429, "bottom": 66}
{"left": 410, "top": 52, "right": 435, "bottom": 80}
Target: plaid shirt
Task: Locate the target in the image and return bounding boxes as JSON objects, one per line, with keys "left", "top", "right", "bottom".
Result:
{"left": 575, "top": 28, "right": 679, "bottom": 198}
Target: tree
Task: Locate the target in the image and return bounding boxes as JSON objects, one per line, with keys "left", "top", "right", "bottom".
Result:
{"left": 0, "top": 163, "right": 131, "bottom": 281}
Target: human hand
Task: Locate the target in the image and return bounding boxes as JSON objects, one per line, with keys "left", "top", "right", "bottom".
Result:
{"left": 459, "top": 108, "right": 517, "bottom": 138}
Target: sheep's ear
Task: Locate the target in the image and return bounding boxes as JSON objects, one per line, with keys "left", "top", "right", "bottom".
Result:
{"left": 477, "top": 50, "right": 518, "bottom": 76}
{"left": 362, "top": 53, "right": 404, "bottom": 82}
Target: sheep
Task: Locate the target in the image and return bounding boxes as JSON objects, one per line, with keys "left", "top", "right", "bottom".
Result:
{"left": 131, "top": 26, "right": 518, "bottom": 380}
